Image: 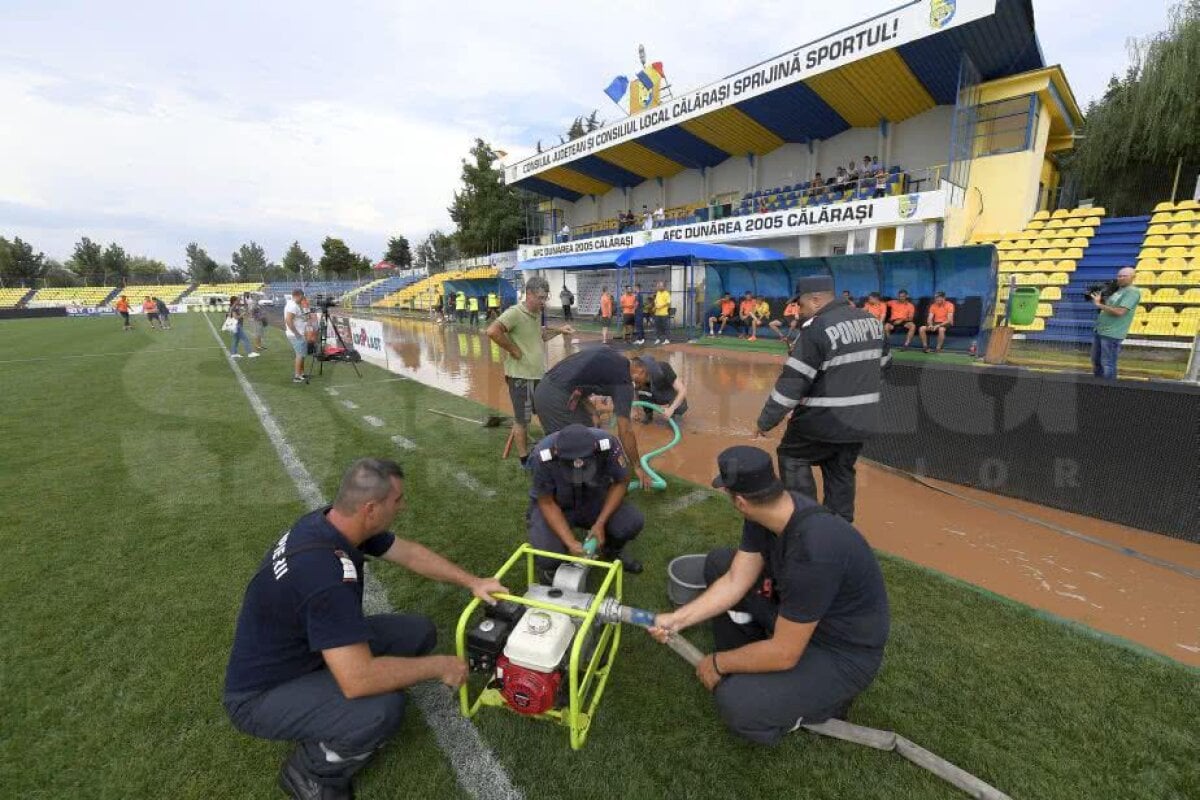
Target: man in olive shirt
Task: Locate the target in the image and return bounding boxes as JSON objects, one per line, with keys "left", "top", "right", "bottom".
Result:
{"left": 1091, "top": 267, "right": 1141, "bottom": 380}
{"left": 486, "top": 276, "right": 574, "bottom": 465}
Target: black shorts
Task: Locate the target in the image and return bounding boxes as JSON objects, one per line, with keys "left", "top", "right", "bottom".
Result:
{"left": 505, "top": 377, "right": 538, "bottom": 425}
{"left": 600, "top": 315, "right": 613, "bottom": 327}
{"left": 147, "top": 313, "right": 159, "bottom": 321}
{"left": 119, "top": 311, "right": 130, "bottom": 321}
{"left": 622, "top": 314, "right": 636, "bottom": 327}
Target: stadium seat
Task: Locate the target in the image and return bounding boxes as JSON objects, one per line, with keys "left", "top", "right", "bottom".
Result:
{"left": 1134, "top": 271, "right": 1156, "bottom": 286}
{"left": 1050, "top": 209, "right": 1070, "bottom": 219}
{"left": 1157, "top": 271, "right": 1185, "bottom": 285}
{"left": 1177, "top": 317, "right": 1200, "bottom": 336}
{"left": 1012, "top": 317, "right": 1045, "bottom": 331}
{"left": 1031, "top": 210, "right": 1050, "bottom": 221}
{"left": 1041, "top": 286, "right": 1062, "bottom": 300}
{"left": 1184, "top": 271, "right": 1200, "bottom": 285}
{"left": 1152, "top": 288, "right": 1181, "bottom": 303}
{"left": 1178, "top": 200, "right": 1200, "bottom": 210}
{"left": 1048, "top": 272, "right": 1069, "bottom": 285}
{"left": 1153, "top": 201, "right": 1177, "bottom": 212}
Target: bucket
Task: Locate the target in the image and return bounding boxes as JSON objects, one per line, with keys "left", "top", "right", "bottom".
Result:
{"left": 1007, "top": 286, "right": 1041, "bottom": 326}
{"left": 667, "top": 554, "right": 708, "bottom": 607}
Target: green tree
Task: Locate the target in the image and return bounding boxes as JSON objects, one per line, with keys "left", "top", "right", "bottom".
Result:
{"left": 281, "top": 241, "right": 314, "bottom": 279}
{"left": 318, "top": 237, "right": 360, "bottom": 277}
{"left": 448, "top": 139, "right": 526, "bottom": 257}
{"left": 211, "top": 265, "right": 234, "bottom": 283}
{"left": 68, "top": 237, "right": 105, "bottom": 283}
{"left": 184, "top": 243, "right": 219, "bottom": 282}
{"left": 127, "top": 256, "right": 168, "bottom": 281}
{"left": 163, "top": 268, "right": 188, "bottom": 283}
{"left": 414, "top": 230, "right": 457, "bottom": 273}
{"left": 383, "top": 235, "right": 412, "bottom": 269}
{"left": 1067, "top": 1, "right": 1200, "bottom": 214}
{"left": 43, "top": 260, "right": 80, "bottom": 288}
{"left": 100, "top": 243, "right": 130, "bottom": 283}
{"left": 231, "top": 241, "right": 271, "bottom": 280}
{"left": 0, "top": 236, "right": 46, "bottom": 285}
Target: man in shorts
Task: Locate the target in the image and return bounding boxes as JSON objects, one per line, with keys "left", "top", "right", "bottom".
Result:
{"left": 619, "top": 285, "right": 638, "bottom": 343}
{"left": 598, "top": 287, "right": 614, "bottom": 344}
{"left": 486, "top": 276, "right": 573, "bottom": 466}
{"left": 284, "top": 289, "right": 309, "bottom": 384}
{"left": 885, "top": 289, "right": 917, "bottom": 349}
{"left": 919, "top": 291, "right": 955, "bottom": 353}
{"left": 143, "top": 296, "right": 160, "bottom": 330}
{"left": 709, "top": 293, "right": 736, "bottom": 336}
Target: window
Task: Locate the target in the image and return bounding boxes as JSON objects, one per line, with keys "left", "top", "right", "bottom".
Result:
{"left": 972, "top": 95, "right": 1038, "bottom": 157}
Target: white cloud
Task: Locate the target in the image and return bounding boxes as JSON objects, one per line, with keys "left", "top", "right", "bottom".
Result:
{"left": 0, "top": 0, "right": 1159, "bottom": 264}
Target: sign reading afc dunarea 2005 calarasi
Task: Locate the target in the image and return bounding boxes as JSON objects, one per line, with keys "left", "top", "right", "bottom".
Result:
{"left": 505, "top": 0, "right": 994, "bottom": 184}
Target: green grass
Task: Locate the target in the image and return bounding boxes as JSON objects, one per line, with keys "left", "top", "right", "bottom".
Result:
{"left": 1, "top": 313, "right": 1197, "bottom": 799}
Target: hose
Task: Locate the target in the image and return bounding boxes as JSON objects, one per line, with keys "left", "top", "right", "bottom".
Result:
{"left": 628, "top": 400, "right": 681, "bottom": 491}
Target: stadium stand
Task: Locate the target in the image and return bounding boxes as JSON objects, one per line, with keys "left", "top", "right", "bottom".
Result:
{"left": 374, "top": 268, "right": 499, "bottom": 311}
{"left": 192, "top": 282, "right": 264, "bottom": 296}
{"left": 0, "top": 287, "right": 32, "bottom": 308}
{"left": 1128, "top": 200, "right": 1200, "bottom": 339}
{"left": 107, "top": 285, "right": 191, "bottom": 305}
{"left": 343, "top": 275, "right": 424, "bottom": 308}
{"left": 27, "top": 287, "right": 118, "bottom": 308}
{"left": 263, "top": 280, "right": 366, "bottom": 301}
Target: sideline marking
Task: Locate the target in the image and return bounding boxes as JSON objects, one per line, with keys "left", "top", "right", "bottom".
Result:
{"left": 362, "top": 415, "right": 385, "bottom": 428}
{"left": 391, "top": 435, "right": 418, "bottom": 451}
{"left": 341, "top": 399, "right": 360, "bottom": 410}
{"left": 663, "top": 489, "right": 711, "bottom": 514}
{"left": 201, "top": 313, "right": 523, "bottom": 800}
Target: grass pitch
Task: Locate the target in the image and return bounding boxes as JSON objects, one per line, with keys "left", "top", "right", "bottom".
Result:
{"left": 1, "top": 313, "right": 1196, "bottom": 799}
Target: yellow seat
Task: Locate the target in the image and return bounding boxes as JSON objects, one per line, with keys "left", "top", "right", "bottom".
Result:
{"left": 1157, "top": 271, "right": 1185, "bottom": 285}
{"left": 1075, "top": 226, "right": 1095, "bottom": 238}
{"left": 1145, "top": 235, "right": 1169, "bottom": 247}
{"left": 1153, "top": 288, "right": 1181, "bottom": 303}
{"left": 1031, "top": 210, "right": 1050, "bottom": 220}
{"left": 998, "top": 261, "right": 1020, "bottom": 273}
{"left": 1042, "top": 286, "right": 1062, "bottom": 300}
{"left": 1035, "top": 260, "right": 1056, "bottom": 272}
{"left": 1134, "top": 271, "right": 1156, "bottom": 286}
{"left": 1050, "top": 209, "right": 1070, "bottom": 219}
{"left": 1166, "top": 234, "right": 1191, "bottom": 247}
{"left": 1147, "top": 224, "right": 1171, "bottom": 235}
{"left": 1048, "top": 272, "right": 1068, "bottom": 285}
{"left": 1067, "top": 237, "right": 1088, "bottom": 248}
{"left": 1012, "top": 318, "right": 1045, "bottom": 331}
{"left": 1044, "top": 248, "right": 1064, "bottom": 259}
{"left": 1154, "top": 201, "right": 1176, "bottom": 212}
{"left": 1177, "top": 317, "right": 1200, "bottom": 336}
{"left": 1169, "top": 220, "right": 1195, "bottom": 231}
{"left": 1056, "top": 260, "right": 1076, "bottom": 272}
{"left": 1026, "top": 219, "right": 1045, "bottom": 230}
{"left": 1045, "top": 219, "right": 1066, "bottom": 229}
{"left": 1014, "top": 239, "right": 1034, "bottom": 249}
{"left": 1035, "top": 303, "right": 1053, "bottom": 317}
{"left": 1181, "top": 289, "right": 1200, "bottom": 303}
{"left": 1027, "top": 272, "right": 1049, "bottom": 285}
{"left": 998, "top": 250, "right": 1022, "bottom": 262}
{"left": 1140, "top": 247, "right": 1164, "bottom": 260}
{"left": 1150, "top": 212, "right": 1175, "bottom": 225}
{"left": 1185, "top": 270, "right": 1200, "bottom": 285}
{"left": 1064, "top": 248, "right": 1084, "bottom": 260}
{"left": 1082, "top": 216, "right": 1103, "bottom": 227}
{"left": 1054, "top": 227, "right": 1075, "bottom": 237}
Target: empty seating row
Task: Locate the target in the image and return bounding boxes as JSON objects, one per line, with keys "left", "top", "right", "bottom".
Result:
{"left": 27, "top": 287, "right": 116, "bottom": 307}
{"left": 108, "top": 285, "right": 191, "bottom": 305}
{"left": 1030, "top": 207, "right": 1107, "bottom": 221}
{"left": 1133, "top": 270, "right": 1200, "bottom": 286}
{"left": 999, "top": 248, "right": 1085, "bottom": 261}
{"left": 998, "top": 260, "right": 1077, "bottom": 272}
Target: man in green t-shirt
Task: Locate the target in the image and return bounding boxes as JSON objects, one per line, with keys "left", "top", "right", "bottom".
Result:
{"left": 1090, "top": 267, "right": 1141, "bottom": 380}
{"left": 486, "top": 276, "right": 574, "bottom": 465}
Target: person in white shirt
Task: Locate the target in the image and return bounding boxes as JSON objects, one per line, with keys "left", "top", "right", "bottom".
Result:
{"left": 284, "top": 289, "right": 308, "bottom": 384}
{"left": 653, "top": 205, "right": 665, "bottom": 223}
{"left": 559, "top": 223, "right": 570, "bottom": 243}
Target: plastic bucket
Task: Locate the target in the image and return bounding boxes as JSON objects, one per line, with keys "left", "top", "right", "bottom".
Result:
{"left": 1007, "top": 286, "right": 1041, "bottom": 326}
{"left": 667, "top": 554, "right": 708, "bottom": 607}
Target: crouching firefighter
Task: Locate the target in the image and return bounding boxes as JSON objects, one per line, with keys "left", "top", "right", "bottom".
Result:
{"left": 526, "top": 423, "right": 645, "bottom": 581}
{"left": 650, "top": 446, "right": 890, "bottom": 745}
{"left": 223, "top": 458, "right": 506, "bottom": 800}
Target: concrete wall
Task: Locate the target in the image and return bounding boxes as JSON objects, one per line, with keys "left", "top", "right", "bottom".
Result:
{"left": 890, "top": 105, "right": 955, "bottom": 174}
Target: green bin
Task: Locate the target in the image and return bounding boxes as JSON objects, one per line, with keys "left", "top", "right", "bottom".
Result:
{"left": 1007, "top": 286, "right": 1040, "bottom": 326}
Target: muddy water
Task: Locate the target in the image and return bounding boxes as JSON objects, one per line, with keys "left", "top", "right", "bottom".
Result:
{"left": 374, "top": 317, "right": 1200, "bottom": 665}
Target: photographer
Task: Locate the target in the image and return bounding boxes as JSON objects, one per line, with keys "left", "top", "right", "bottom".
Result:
{"left": 284, "top": 289, "right": 308, "bottom": 384}
{"left": 1090, "top": 267, "right": 1141, "bottom": 380}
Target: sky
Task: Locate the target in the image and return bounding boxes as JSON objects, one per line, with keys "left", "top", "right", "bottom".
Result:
{"left": 0, "top": 0, "right": 1176, "bottom": 267}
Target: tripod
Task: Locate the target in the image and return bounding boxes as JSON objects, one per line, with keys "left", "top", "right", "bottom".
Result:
{"left": 305, "top": 306, "right": 362, "bottom": 379}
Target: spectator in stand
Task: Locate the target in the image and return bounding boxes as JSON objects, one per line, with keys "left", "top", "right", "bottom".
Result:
{"left": 768, "top": 296, "right": 802, "bottom": 343}
{"left": 709, "top": 292, "right": 736, "bottom": 336}
{"left": 155, "top": 297, "right": 171, "bottom": 331}
{"left": 598, "top": 287, "right": 614, "bottom": 344}
{"left": 653, "top": 205, "right": 666, "bottom": 225}
{"left": 737, "top": 291, "right": 757, "bottom": 339}
{"left": 811, "top": 173, "right": 823, "bottom": 192}
{"left": 757, "top": 198, "right": 769, "bottom": 214}
{"left": 559, "top": 223, "right": 571, "bottom": 243}
{"left": 620, "top": 285, "right": 637, "bottom": 342}
{"left": 228, "top": 296, "right": 258, "bottom": 359}
{"left": 873, "top": 166, "right": 889, "bottom": 198}
{"left": 831, "top": 166, "right": 849, "bottom": 191}
{"left": 1090, "top": 266, "right": 1141, "bottom": 380}
{"left": 841, "top": 290, "right": 855, "bottom": 308}
{"left": 885, "top": 289, "right": 917, "bottom": 348}
{"left": 653, "top": 281, "right": 671, "bottom": 345}
{"left": 143, "top": 296, "right": 160, "bottom": 330}
{"left": 862, "top": 292, "right": 887, "bottom": 323}
{"left": 467, "top": 295, "right": 480, "bottom": 326}
{"left": 919, "top": 291, "right": 955, "bottom": 353}
{"left": 284, "top": 289, "right": 308, "bottom": 383}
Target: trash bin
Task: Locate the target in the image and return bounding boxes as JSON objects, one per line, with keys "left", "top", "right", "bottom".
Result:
{"left": 1007, "top": 286, "right": 1040, "bottom": 326}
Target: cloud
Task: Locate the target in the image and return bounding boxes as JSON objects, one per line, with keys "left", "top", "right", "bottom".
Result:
{"left": 0, "top": 0, "right": 1159, "bottom": 264}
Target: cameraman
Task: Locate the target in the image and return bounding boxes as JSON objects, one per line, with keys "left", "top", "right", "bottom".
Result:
{"left": 1090, "top": 267, "right": 1141, "bottom": 380}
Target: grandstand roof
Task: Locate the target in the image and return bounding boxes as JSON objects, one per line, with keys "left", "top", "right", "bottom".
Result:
{"left": 508, "top": 0, "right": 1046, "bottom": 201}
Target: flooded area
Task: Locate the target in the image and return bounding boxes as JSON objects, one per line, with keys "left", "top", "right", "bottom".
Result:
{"left": 369, "top": 315, "right": 1200, "bottom": 664}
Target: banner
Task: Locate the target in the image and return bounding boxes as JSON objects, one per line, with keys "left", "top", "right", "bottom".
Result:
{"left": 506, "top": 0, "right": 993, "bottom": 184}
{"left": 345, "top": 316, "right": 389, "bottom": 368}
{"left": 656, "top": 192, "right": 946, "bottom": 244}
{"left": 65, "top": 306, "right": 116, "bottom": 317}
{"left": 519, "top": 231, "right": 651, "bottom": 263}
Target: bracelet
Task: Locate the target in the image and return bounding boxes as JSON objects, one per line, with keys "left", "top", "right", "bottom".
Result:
{"left": 711, "top": 653, "right": 724, "bottom": 677}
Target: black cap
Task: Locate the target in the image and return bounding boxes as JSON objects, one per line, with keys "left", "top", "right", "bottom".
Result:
{"left": 711, "top": 446, "right": 783, "bottom": 494}
{"left": 934, "top": 291, "right": 946, "bottom": 298}
{"left": 796, "top": 275, "right": 834, "bottom": 295}
{"left": 555, "top": 424, "right": 596, "bottom": 460}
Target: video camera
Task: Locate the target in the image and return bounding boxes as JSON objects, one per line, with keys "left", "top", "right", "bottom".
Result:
{"left": 1083, "top": 280, "right": 1118, "bottom": 301}
{"left": 311, "top": 293, "right": 338, "bottom": 311}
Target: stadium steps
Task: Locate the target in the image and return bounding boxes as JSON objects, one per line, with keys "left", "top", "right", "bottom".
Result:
{"left": 346, "top": 275, "right": 419, "bottom": 309}
{"left": 1032, "top": 216, "right": 1150, "bottom": 344}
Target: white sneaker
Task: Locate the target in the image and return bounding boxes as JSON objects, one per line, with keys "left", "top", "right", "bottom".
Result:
{"left": 635, "top": 339, "right": 644, "bottom": 345}
{"left": 662, "top": 339, "right": 669, "bottom": 344}
{"left": 231, "top": 353, "right": 243, "bottom": 359}
{"left": 248, "top": 352, "right": 260, "bottom": 358}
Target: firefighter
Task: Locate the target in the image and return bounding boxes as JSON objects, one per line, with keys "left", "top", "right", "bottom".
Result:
{"left": 753, "top": 275, "right": 888, "bottom": 521}
{"left": 485, "top": 290, "right": 500, "bottom": 320}
{"left": 526, "top": 424, "right": 644, "bottom": 579}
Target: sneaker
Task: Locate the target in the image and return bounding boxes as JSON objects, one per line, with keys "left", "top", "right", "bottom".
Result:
{"left": 747, "top": 336, "right": 757, "bottom": 341}
{"left": 635, "top": 339, "right": 644, "bottom": 345}
{"left": 278, "top": 747, "right": 352, "bottom": 799}
{"left": 231, "top": 353, "right": 243, "bottom": 358}
{"left": 661, "top": 339, "right": 669, "bottom": 345}
{"left": 293, "top": 376, "right": 306, "bottom": 383}
{"left": 248, "top": 352, "right": 260, "bottom": 358}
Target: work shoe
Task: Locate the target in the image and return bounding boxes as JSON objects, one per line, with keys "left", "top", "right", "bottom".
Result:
{"left": 231, "top": 353, "right": 243, "bottom": 358}
{"left": 278, "top": 748, "right": 354, "bottom": 800}
{"left": 607, "top": 552, "right": 643, "bottom": 574}
{"left": 293, "top": 376, "right": 307, "bottom": 384}
{"left": 248, "top": 352, "right": 260, "bottom": 358}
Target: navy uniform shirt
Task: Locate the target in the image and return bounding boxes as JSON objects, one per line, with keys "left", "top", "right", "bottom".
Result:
{"left": 224, "top": 507, "right": 395, "bottom": 695}
{"left": 636, "top": 356, "right": 687, "bottom": 414}
{"left": 542, "top": 347, "right": 636, "bottom": 419}
{"left": 739, "top": 492, "right": 889, "bottom": 674}
{"left": 528, "top": 427, "right": 628, "bottom": 509}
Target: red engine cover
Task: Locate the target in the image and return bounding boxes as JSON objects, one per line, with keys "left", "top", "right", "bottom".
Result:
{"left": 496, "top": 655, "right": 561, "bottom": 715}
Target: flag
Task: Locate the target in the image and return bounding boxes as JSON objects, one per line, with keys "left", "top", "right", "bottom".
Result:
{"left": 652, "top": 61, "right": 666, "bottom": 81}
{"left": 604, "top": 76, "right": 629, "bottom": 104}
{"left": 635, "top": 70, "right": 654, "bottom": 90}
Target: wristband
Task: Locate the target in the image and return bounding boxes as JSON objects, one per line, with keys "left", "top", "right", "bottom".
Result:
{"left": 711, "top": 653, "right": 724, "bottom": 677}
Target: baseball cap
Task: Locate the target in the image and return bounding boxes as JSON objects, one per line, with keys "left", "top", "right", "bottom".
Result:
{"left": 795, "top": 275, "right": 834, "bottom": 295}
{"left": 555, "top": 425, "right": 601, "bottom": 484}
{"left": 711, "top": 446, "right": 783, "bottom": 494}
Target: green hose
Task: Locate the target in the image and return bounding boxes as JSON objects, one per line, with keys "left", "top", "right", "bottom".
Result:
{"left": 628, "top": 400, "right": 681, "bottom": 491}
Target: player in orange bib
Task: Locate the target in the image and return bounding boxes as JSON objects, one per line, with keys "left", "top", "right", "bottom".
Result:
{"left": 708, "top": 293, "right": 736, "bottom": 336}
{"left": 920, "top": 291, "right": 955, "bottom": 353}
{"left": 599, "top": 287, "right": 615, "bottom": 343}
{"left": 885, "top": 290, "right": 917, "bottom": 349}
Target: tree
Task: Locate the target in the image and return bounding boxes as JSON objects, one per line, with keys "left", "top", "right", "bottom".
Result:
{"left": 231, "top": 241, "right": 271, "bottom": 280}
{"left": 44, "top": 260, "right": 80, "bottom": 288}
{"left": 0, "top": 236, "right": 47, "bottom": 285}
{"left": 317, "top": 237, "right": 361, "bottom": 277}
{"left": 68, "top": 237, "right": 105, "bottom": 283}
{"left": 281, "top": 241, "right": 314, "bottom": 279}
{"left": 100, "top": 243, "right": 130, "bottom": 283}
{"left": 383, "top": 235, "right": 412, "bottom": 269}
{"left": 185, "top": 243, "right": 219, "bottom": 282}
{"left": 211, "top": 265, "right": 234, "bottom": 283}
{"left": 414, "top": 230, "right": 457, "bottom": 273}
{"left": 1067, "top": 1, "right": 1199, "bottom": 214}
{"left": 448, "top": 139, "right": 527, "bottom": 257}
{"left": 128, "top": 256, "right": 168, "bottom": 281}
{"left": 163, "top": 268, "right": 188, "bottom": 283}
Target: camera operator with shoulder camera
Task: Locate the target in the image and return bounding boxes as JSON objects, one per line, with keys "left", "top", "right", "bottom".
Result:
{"left": 1089, "top": 267, "right": 1141, "bottom": 380}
